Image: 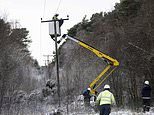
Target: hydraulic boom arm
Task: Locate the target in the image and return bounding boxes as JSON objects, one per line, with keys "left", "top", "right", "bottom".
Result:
{"left": 60, "top": 34, "right": 119, "bottom": 94}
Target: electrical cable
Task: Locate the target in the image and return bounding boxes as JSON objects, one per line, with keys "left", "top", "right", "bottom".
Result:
{"left": 43, "top": 0, "right": 47, "bottom": 18}
{"left": 128, "top": 42, "right": 154, "bottom": 56}
{"left": 39, "top": 21, "right": 42, "bottom": 65}
{"left": 40, "top": 0, "right": 47, "bottom": 66}
{"left": 55, "top": 0, "right": 62, "bottom": 14}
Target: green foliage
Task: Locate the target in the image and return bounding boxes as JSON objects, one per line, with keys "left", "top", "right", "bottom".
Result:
{"left": 67, "top": 16, "right": 93, "bottom": 36}
{"left": 90, "top": 12, "right": 103, "bottom": 21}
{"left": 114, "top": 0, "right": 141, "bottom": 17}
{"left": 0, "top": 18, "right": 41, "bottom": 113}
{"left": 67, "top": 23, "right": 80, "bottom": 37}
{"left": 50, "top": 0, "right": 154, "bottom": 110}
{"left": 10, "top": 28, "right": 31, "bottom": 44}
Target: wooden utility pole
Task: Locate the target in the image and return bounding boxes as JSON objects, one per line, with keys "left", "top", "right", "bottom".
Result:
{"left": 41, "top": 14, "right": 69, "bottom": 107}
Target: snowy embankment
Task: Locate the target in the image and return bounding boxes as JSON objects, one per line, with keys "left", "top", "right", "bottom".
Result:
{"left": 59, "top": 95, "right": 154, "bottom": 115}
{"left": 111, "top": 110, "right": 154, "bottom": 115}
{"left": 68, "top": 108, "right": 154, "bottom": 115}
{"left": 5, "top": 88, "right": 153, "bottom": 115}
{"left": 69, "top": 111, "right": 154, "bottom": 115}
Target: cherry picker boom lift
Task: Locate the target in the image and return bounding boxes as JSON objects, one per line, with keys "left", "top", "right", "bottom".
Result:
{"left": 59, "top": 34, "right": 119, "bottom": 95}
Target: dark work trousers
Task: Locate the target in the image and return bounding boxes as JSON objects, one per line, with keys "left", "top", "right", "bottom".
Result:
{"left": 143, "top": 99, "right": 150, "bottom": 112}
{"left": 84, "top": 97, "right": 90, "bottom": 107}
{"left": 99, "top": 104, "right": 111, "bottom": 115}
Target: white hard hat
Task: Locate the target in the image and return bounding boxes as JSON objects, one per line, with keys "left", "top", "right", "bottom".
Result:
{"left": 87, "top": 88, "right": 91, "bottom": 90}
{"left": 144, "top": 80, "right": 149, "bottom": 85}
{"left": 104, "top": 84, "right": 110, "bottom": 89}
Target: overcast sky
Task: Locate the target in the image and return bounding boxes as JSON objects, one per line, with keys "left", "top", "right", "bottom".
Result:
{"left": 0, "top": 0, "right": 120, "bottom": 65}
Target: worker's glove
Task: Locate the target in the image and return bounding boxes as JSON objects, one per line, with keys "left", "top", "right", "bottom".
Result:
{"left": 57, "top": 40, "right": 61, "bottom": 44}
{"left": 62, "top": 34, "right": 67, "bottom": 38}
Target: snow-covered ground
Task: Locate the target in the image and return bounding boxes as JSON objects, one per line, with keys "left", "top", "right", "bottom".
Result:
{"left": 3, "top": 91, "right": 153, "bottom": 115}
{"left": 46, "top": 95, "right": 154, "bottom": 115}
{"left": 110, "top": 110, "right": 154, "bottom": 115}
{"left": 68, "top": 108, "right": 154, "bottom": 115}
{"left": 68, "top": 111, "right": 154, "bottom": 115}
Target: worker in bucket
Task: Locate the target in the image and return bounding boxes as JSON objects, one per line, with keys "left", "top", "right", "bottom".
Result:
{"left": 96, "top": 84, "right": 116, "bottom": 115}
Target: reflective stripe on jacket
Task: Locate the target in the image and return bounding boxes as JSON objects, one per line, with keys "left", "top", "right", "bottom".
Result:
{"left": 96, "top": 90, "right": 116, "bottom": 105}
{"left": 142, "top": 97, "right": 151, "bottom": 99}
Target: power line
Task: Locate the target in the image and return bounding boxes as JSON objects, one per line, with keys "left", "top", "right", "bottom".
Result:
{"left": 55, "top": 0, "right": 62, "bottom": 14}
{"left": 128, "top": 42, "right": 154, "bottom": 56}
{"left": 43, "top": 0, "right": 47, "bottom": 18}
{"left": 41, "top": 15, "right": 69, "bottom": 108}
{"left": 39, "top": 22, "right": 42, "bottom": 65}
{"left": 42, "top": 0, "right": 63, "bottom": 19}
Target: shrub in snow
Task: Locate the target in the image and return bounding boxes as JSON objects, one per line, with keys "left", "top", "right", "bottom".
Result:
{"left": 46, "top": 79, "right": 56, "bottom": 89}
{"left": 12, "top": 90, "right": 27, "bottom": 104}
{"left": 42, "top": 79, "right": 57, "bottom": 97}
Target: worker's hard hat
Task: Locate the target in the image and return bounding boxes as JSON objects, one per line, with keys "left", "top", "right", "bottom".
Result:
{"left": 87, "top": 88, "right": 91, "bottom": 91}
{"left": 144, "top": 80, "right": 149, "bottom": 85}
{"left": 104, "top": 84, "right": 110, "bottom": 89}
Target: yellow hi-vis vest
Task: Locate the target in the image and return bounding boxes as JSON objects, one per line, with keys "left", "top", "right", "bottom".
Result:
{"left": 96, "top": 90, "right": 116, "bottom": 105}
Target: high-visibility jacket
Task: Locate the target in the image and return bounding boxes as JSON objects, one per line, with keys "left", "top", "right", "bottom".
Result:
{"left": 96, "top": 90, "right": 116, "bottom": 105}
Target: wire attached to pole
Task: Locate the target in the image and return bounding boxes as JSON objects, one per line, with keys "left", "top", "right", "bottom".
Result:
{"left": 55, "top": 0, "right": 62, "bottom": 14}
{"left": 42, "top": 0, "right": 47, "bottom": 18}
